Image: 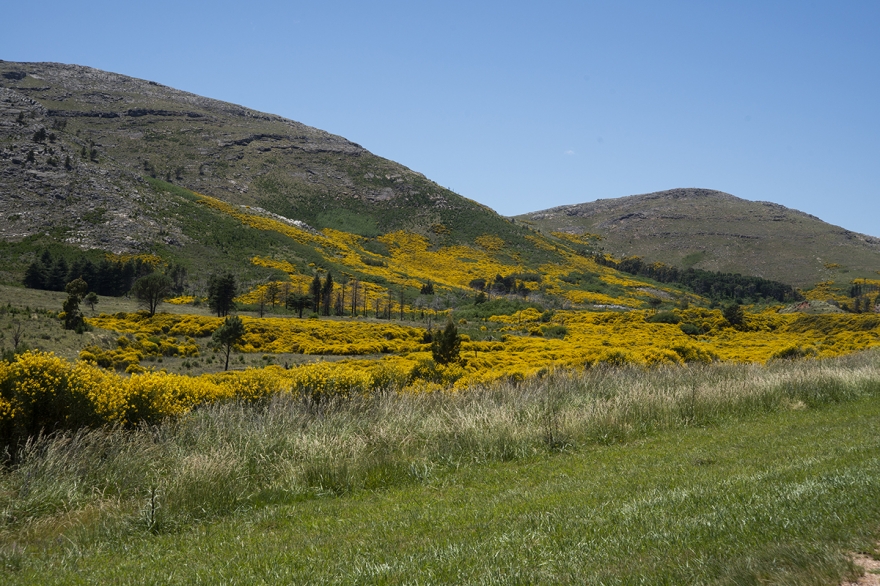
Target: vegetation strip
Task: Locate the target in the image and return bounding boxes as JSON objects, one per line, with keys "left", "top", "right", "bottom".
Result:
{"left": 2, "top": 351, "right": 880, "bottom": 582}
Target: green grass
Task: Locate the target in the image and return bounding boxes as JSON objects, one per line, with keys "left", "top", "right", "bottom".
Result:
{"left": 1, "top": 352, "right": 880, "bottom": 583}
{"left": 3, "top": 390, "right": 880, "bottom": 583}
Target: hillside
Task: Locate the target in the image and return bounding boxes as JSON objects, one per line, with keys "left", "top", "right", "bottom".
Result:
{"left": 0, "top": 61, "right": 553, "bottom": 282}
{"left": 516, "top": 188, "right": 880, "bottom": 288}
{"left": 5, "top": 60, "right": 786, "bottom": 311}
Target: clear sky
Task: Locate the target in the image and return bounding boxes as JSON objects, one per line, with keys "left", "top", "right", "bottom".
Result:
{"left": 4, "top": 1, "right": 878, "bottom": 236}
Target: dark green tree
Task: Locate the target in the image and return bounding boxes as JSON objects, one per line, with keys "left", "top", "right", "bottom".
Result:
{"left": 265, "top": 281, "right": 280, "bottom": 308}
{"left": 431, "top": 318, "right": 461, "bottom": 365}
{"left": 321, "top": 273, "right": 334, "bottom": 316}
{"left": 310, "top": 273, "right": 323, "bottom": 314}
{"left": 166, "top": 263, "right": 188, "bottom": 295}
{"left": 61, "top": 278, "right": 89, "bottom": 331}
{"left": 47, "top": 257, "right": 69, "bottom": 291}
{"left": 212, "top": 316, "right": 246, "bottom": 371}
{"left": 131, "top": 273, "right": 173, "bottom": 317}
{"left": 286, "top": 292, "right": 312, "bottom": 318}
{"left": 84, "top": 291, "right": 99, "bottom": 313}
{"left": 22, "top": 261, "right": 46, "bottom": 289}
{"left": 468, "top": 278, "right": 487, "bottom": 291}
{"left": 207, "top": 273, "right": 237, "bottom": 317}
{"left": 723, "top": 302, "right": 745, "bottom": 327}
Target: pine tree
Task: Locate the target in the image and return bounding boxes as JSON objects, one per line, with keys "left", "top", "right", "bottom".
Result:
{"left": 131, "top": 273, "right": 173, "bottom": 317}
{"left": 212, "top": 316, "right": 246, "bottom": 371}
{"left": 207, "top": 273, "right": 237, "bottom": 317}
{"left": 310, "top": 273, "right": 322, "bottom": 314}
{"left": 61, "top": 278, "right": 89, "bottom": 331}
{"left": 723, "top": 302, "right": 745, "bottom": 327}
{"left": 48, "top": 257, "right": 70, "bottom": 291}
{"left": 286, "top": 292, "right": 311, "bottom": 318}
{"left": 23, "top": 261, "right": 45, "bottom": 289}
{"left": 431, "top": 318, "right": 461, "bottom": 365}
{"left": 321, "top": 273, "right": 334, "bottom": 316}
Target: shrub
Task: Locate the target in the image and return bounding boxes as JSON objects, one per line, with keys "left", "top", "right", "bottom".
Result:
{"left": 541, "top": 325, "right": 568, "bottom": 339}
{"left": 646, "top": 311, "right": 681, "bottom": 324}
{"left": 723, "top": 303, "right": 745, "bottom": 326}
{"left": 679, "top": 323, "right": 702, "bottom": 336}
{"left": 770, "top": 345, "right": 817, "bottom": 361}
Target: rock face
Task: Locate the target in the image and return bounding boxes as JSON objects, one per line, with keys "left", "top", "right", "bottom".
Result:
{"left": 0, "top": 60, "right": 513, "bottom": 260}
{"left": 517, "top": 188, "right": 880, "bottom": 287}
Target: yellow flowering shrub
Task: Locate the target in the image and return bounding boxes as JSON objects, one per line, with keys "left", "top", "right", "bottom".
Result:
{"left": 2, "top": 306, "right": 879, "bottom": 438}
{"left": 80, "top": 335, "right": 199, "bottom": 371}
{"left": 802, "top": 281, "right": 851, "bottom": 305}
{"left": 107, "top": 253, "right": 163, "bottom": 266}
{"left": 166, "top": 295, "right": 196, "bottom": 305}
{"left": 87, "top": 313, "right": 428, "bottom": 358}
{"left": 475, "top": 234, "right": 505, "bottom": 252}
{"left": 251, "top": 256, "right": 298, "bottom": 274}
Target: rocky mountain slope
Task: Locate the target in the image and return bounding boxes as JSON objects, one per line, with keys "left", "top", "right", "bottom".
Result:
{"left": 517, "top": 188, "right": 880, "bottom": 287}
{"left": 0, "top": 60, "right": 528, "bottom": 262}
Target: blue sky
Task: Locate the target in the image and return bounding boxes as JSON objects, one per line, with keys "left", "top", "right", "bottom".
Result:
{"left": 4, "top": 1, "right": 878, "bottom": 236}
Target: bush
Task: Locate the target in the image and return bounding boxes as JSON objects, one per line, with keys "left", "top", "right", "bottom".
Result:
{"left": 723, "top": 303, "right": 745, "bottom": 327}
{"left": 679, "top": 323, "right": 702, "bottom": 336}
{"left": 431, "top": 319, "right": 461, "bottom": 365}
{"left": 646, "top": 311, "right": 681, "bottom": 324}
{"left": 541, "top": 325, "right": 568, "bottom": 339}
{"left": 770, "top": 345, "right": 817, "bottom": 361}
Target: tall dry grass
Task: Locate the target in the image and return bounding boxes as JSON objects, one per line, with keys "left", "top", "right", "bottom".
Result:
{"left": 1, "top": 350, "right": 878, "bottom": 535}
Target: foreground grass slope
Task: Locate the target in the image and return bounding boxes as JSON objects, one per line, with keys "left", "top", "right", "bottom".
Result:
{"left": 2, "top": 351, "right": 880, "bottom": 583}
{"left": 57, "top": 400, "right": 880, "bottom": 584}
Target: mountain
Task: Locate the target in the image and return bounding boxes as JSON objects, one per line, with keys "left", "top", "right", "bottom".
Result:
{"left": 3, "top": 60, "right": 707, "bottom": 310}
{"left": 0, "top": 61, "right": 809, "bottom": 308}
{"left": 516, "top": 188, "right": 880, "bottom": 288}
{"left": 0, "top": 61, "right": 569, "bottom": 284}
{"left": 0, "top": 60, "right": 527, "bottom": 251}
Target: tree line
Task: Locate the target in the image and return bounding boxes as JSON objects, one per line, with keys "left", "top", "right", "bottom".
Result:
{"left": 23, "top": 250, "right": 186, "bottom": 298}
{"left": 848, "top": 282, "right": 880, "bottom": 314}
{"left": 593, "top": 254, "right": 802, "bottom": 303}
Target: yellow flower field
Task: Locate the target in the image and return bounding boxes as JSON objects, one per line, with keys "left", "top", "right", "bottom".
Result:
{"left": 193, "top": 191, "right": 673, "bottom": 310}
{"left": 1, "top": 305, "right": 878, "bottom": 434}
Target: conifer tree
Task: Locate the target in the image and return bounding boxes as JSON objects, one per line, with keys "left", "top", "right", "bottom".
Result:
{"left": 310, "top": 273, "right": 322, "bottom": 314}
{"left": 207, "top": 273, "right": 237, "bottom": 317}
{"left": 61, "top": 278, "right": 89, "bottom": 331}
{"left": 321, "top": 273, "right": 334, "bottom": 316}
{"left": 431, "top": 317, "right": 461, "bottom": 365}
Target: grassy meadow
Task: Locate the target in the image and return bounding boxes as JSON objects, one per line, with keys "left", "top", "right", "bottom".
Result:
{"left": 2, "top": 350, "right": 880, "bottom": 583}
{"left": 2, "top": 276, "right": 880, "bottom": 583}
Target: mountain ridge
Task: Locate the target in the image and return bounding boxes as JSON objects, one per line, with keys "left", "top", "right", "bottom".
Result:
{"left": 517, "top": 187, "right": 880, "bottom": 287}
{"left": 0, "top": 61, "right": 542, "bottom": 275}
{"left": 1, "top": 60, "right": 873, "bottom": 298}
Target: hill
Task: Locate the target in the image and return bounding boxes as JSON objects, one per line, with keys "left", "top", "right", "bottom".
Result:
{"left": 516, "top": 188, "right": 880, "bottom": 288}
{"left": 0, "top": 61, "right": 547, "bottom": 298}
{"left": 0, "top": 61, "right": 552, "bottom": 279}
{"left": 3, "top": 60, "right": 792, "bottom": 311}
